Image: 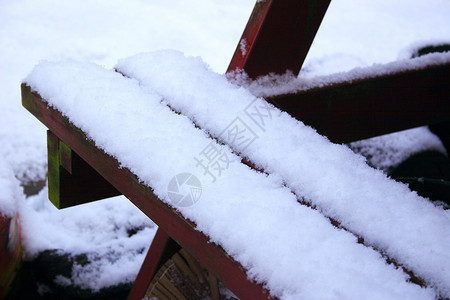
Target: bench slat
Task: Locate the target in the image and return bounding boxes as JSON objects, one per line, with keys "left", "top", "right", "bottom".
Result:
{"left": 21, "top": 84, "right": 273, "bottom": 300}
{"left": 267, "top": 60, "right": 450, "bottom": 143}
{"left": 115, "top": 51, "right": 450, "bottom": 297}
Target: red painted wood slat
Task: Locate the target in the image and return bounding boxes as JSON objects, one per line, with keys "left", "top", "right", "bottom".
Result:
{"left": 267, "top": 61, "right": 450, "bottom": 143}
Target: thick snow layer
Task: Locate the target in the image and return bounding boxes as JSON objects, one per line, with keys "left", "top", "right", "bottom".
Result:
{"left": 232, "top": 52, "right": 450, "bottom": 98}
{"left": 0, "top": 156, "right": 22, "bottom": 218}
{"left": 0, "top": 0, "right": 253, "bottom": 196}
{"left": 116, "top": 50, "right": 450, "bottom": 297}
{"left": 1, "top": 0, "right": 253, "bottom": 292}
{"left": 24, "top": 60, "right": 436, "bottom": 299}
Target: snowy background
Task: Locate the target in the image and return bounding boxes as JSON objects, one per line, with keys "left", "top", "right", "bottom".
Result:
{"left": 1, "top": 0, "right": 450, "bottom": 297}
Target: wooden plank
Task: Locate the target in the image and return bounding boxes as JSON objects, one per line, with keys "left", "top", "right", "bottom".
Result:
{"left": 227, "top": 0, "right": 330, "bottom": 79}
{"left": 128, "top": 228, "right": 179, "bottom": 300}
{"left": 22, "top": 84, "right": 274, "bottom": 300}
{"left": 267, "top": 62, "right": 450, "bottom": 143}
{"left": 47, "top": 131, "right": 121, "bottom": 209}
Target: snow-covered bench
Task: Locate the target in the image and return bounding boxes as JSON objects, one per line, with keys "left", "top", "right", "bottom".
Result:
{"left": 21, "top": 1, "right": 450, "bottom": 299}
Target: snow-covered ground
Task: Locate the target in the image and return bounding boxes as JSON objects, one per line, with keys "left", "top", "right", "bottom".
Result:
{"left": 1, "top": 0, "right": 450, "bottom": 297}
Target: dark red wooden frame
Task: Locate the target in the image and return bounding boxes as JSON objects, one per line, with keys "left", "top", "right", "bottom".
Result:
{"left": 21, "top": 0, "right": 450, "bottom": 299}
{"left": 266, "top": 62, "right": 450, "bottom": 143}
{"left": 227, "top": 0, "right": 331, "bottom": 79}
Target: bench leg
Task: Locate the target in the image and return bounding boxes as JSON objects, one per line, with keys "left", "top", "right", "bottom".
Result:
{"left": 127, "top": 228, "right": 180, "bottom": 300}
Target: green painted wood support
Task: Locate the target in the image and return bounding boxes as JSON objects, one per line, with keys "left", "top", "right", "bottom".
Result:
{"left": 47, "top": 131, "right": 121, "bottom": 209}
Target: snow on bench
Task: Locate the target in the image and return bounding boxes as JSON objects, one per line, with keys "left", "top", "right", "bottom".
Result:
{"left": 115, "top": 50, "right": 450, "bottom": 298}
{"left": 23, "top": 60, "right": 437, "bottom": 299}
{"left": 232, "top": 51, "right": 450, "bottom": 98}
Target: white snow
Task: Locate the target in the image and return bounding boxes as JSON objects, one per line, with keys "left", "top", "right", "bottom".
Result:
{"left": 20, "top": 186, "right": 157, "bottom": 291}
{"left": 240, "top": 38, "right": 248, "bottom": 56}
{"left": 1, "top": 0, "right": 450, "bottom": 295}
{"left": 24, "top": 60, "right": 436, "bottom": 299}
{"left": 230, "top": 52, "right": 450, "bottom": 98}
{"left": 116, "top": 50, "right": 450, "bottom": 297}
{"left": 0, "top": 155, "right": 23, "bottom": 218}
{"left": 303, "top": 0, "right": 450, "bottom": 73}
{"left": 1, "top": 0, "right": 254, "bottom": 291}
{"left": 349, "top": 127, "right": 447, "bottom": 172}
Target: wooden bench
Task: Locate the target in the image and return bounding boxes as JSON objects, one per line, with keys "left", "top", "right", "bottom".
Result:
{"left": 21, "top": 1, "right": 450, "bottom": 299}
